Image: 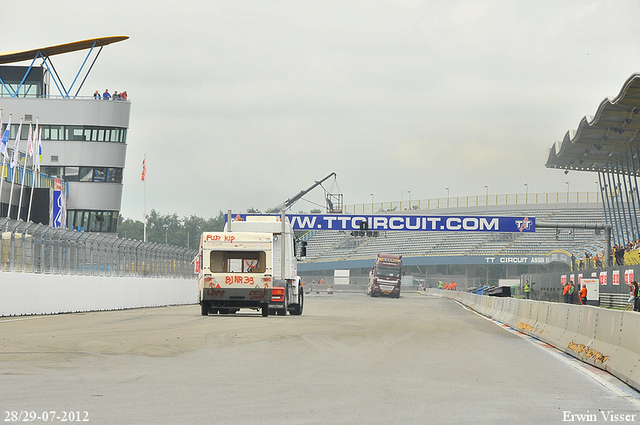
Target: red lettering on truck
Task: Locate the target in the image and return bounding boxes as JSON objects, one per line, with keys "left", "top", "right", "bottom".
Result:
{"left": 204, "top": 234, "right": 235, "bottom": 242}
{"left": 224, "top": 275, "right": 256, "bottom": 285}
{"left": 205, "top": 289, "right": 226, "bottom": 297}
{"left": 249, "top": 289, "right": 268, "bottom": 300}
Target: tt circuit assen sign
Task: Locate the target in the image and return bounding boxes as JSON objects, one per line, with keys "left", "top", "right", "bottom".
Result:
{"left": 230, "top": 214, "right": 535, "bottom": 233}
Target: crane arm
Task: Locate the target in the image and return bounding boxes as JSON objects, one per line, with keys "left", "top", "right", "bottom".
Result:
{"left": 270, "top": 172, "right": 337, "bottom": 213}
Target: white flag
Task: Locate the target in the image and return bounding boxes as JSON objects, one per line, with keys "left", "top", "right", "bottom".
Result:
{"left": 10, "top": 119, "right": 22, "bottom": 169}
{"left": 26, "top": 123, "right": 33, "bottom": 158}
{"left": 36, "top": 127, "right": 42, "bottom": 172}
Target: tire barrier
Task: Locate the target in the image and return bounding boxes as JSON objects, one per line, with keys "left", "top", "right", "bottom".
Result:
{"left": 426, "top": 288, "right": 640, "bottom": 392}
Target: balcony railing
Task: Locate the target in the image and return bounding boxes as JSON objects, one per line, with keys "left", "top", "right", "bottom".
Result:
{"left": 344, "top": 192, "right": 601, "bottom": 214}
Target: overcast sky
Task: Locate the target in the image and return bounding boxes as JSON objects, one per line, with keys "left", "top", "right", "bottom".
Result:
{"left": 2, "top": 0, "right": 640, "bottom": 220}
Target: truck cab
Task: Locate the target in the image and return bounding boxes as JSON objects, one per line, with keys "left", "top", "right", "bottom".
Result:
{"left": 367, "top": 253, "right": 402, "bottom": 298}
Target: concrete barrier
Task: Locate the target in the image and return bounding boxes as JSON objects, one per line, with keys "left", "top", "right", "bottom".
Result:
{"left": 425, "top": 288, "right": 640, "bottom": 392}
{"left": 1, "top": 273, "right": 198, "bottom": 316}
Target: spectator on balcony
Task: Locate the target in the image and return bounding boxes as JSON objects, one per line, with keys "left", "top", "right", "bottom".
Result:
{"left": 612, "top": 245, "right": 623, "bottom": 266}
{"left": 619, "top": 245, "right": 626, "bottom": 265}
{"left": 102, "top": 89, "right": 111, "bottom": 100}
{"left": 93, "top": 90, "right": 101, "bottom": 99}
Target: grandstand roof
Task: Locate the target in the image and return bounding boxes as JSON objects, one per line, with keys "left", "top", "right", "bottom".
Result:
{"left": 545, "top": 73, "right": 640, "bottom": 175}
{"left": 0, "top": 36, "right": 129, "bottom": 65}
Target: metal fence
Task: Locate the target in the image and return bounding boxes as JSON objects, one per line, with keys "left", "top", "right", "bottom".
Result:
{"left": 0, "top": 217, "right": 197, "bottom": 278}
{"left": 344, "top": 191, "right": 601, "bottom": 214}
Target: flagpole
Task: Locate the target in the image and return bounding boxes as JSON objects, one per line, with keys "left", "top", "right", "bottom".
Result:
{"left": 27, "top": 119, "right": 38, "bottom": 223}
{"left": 0, "top": 153, "right": 6, "bottom": 218}
{"left": 0, "top": 113, "right": 10, "bottom": 218}
{"left": 0, "top": 109, "right": 2, "bottom": 218}
{"left": 7, "top": 118, "right": 23, "bottom": 219}
{"left": 143, "top": 154, "right": 147, "bottom": 242}
{"left": 17, "top": 122, "right": 32, "bottom": 221}
{"left": 0, "top": 154, "right": 6, "bottom": 218}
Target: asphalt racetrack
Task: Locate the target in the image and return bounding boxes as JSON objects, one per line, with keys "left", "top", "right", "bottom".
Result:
{"left": 1, "top": 292, "right": 639, "bottom": 424}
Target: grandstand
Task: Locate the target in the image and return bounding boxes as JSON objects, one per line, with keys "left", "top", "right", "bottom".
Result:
{"left": 297, "top": 196, "right": 606, "bottom": 288}
{"left": 298, "top": 73, "right": 640, "bottom": 290}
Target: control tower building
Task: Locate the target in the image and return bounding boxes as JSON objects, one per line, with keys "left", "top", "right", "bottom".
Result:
{"left": 0, "top": 36, "right": 130, "bottom": 233}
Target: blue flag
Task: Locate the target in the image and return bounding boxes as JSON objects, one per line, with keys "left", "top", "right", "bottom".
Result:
{"left": 0, "top": 116, "right": 10, "bottom": 157}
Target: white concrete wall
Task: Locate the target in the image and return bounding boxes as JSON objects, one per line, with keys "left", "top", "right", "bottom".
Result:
{"left": 427, "top": 288, "right": 640, "bottom": 392}
{"left": 1, "top": 273, "right": 198, "bottom": 316}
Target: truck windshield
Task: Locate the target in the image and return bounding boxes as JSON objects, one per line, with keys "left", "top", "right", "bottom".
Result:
{"left": 376, "top": 265, "right": 400, "bottom": 278}
{"left": 209, "top": 251, "right": 266, "bottom": 273}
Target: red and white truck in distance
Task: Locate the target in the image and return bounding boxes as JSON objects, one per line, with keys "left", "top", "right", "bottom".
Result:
{"left": 367, "top": 253, "right": 403, "bottom": 298}
{"left": 197, "top": 216, "right": 303, "bottom": 317}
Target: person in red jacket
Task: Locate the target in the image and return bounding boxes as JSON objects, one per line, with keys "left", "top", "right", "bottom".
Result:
{"left": 579, "top": 284, "right": 587, "bottom": 305}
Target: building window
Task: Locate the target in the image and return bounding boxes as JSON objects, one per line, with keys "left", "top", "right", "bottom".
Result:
{"left": 93, "top": 168, "right": 106, "bottom": 182}
{"left": 66, "top": 126, "right": 85, "bottom": 141}
{"left": 64, "top": 166, "right": 79, "bottom": 182}
{"left": 65, "top": 166, "right": 122, "bottom": 183}
{"left": 41, "top": 166, "right": 62, "bottom": 178}
{"left": 48, "top": 125, "right": 63, "bottom": 141}
{"left": 20, "top": 124, "right": 30, "bottom": 140}
{"left": 106, "top": 168, "right": 122, "bottom": 183}
{"left": 79, "top": 167, "right": 93, "bottom": 182}
{"left": 68, "top": 209, "right": 119, "bottom": 233}
{"left": 34, "top": 125, "right": 126, "bottom": 143}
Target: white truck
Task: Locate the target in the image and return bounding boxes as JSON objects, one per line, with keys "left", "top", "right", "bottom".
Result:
{"left": 197, "top": 215, "right": 304, "bottom": 317}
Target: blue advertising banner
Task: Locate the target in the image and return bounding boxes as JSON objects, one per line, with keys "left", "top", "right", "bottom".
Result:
{"left": 51, "top": 178, "right": 66, "bottom": 229}
{"left": 52, "top": 190, "right": 65, "bottom": 228}
{"left": 228, "top": 214, "right": 535, "bottom": 233}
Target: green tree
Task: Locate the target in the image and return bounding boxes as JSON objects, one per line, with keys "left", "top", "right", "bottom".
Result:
{"left": 118, "top": 210, "right": 226, "bottom": 248}
{"left": 117, "top": 216, "right": 144, "bottom": 240}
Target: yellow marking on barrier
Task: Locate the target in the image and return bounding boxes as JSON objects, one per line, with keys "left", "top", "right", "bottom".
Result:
{"left": 516, "top": 321, "right": 537, "bottom": 333}
{"left": 516, "top": 321, "right": 550, "bottom": 337}
{"left": 567, "top": 341, "right": 610, "bottom": 364}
